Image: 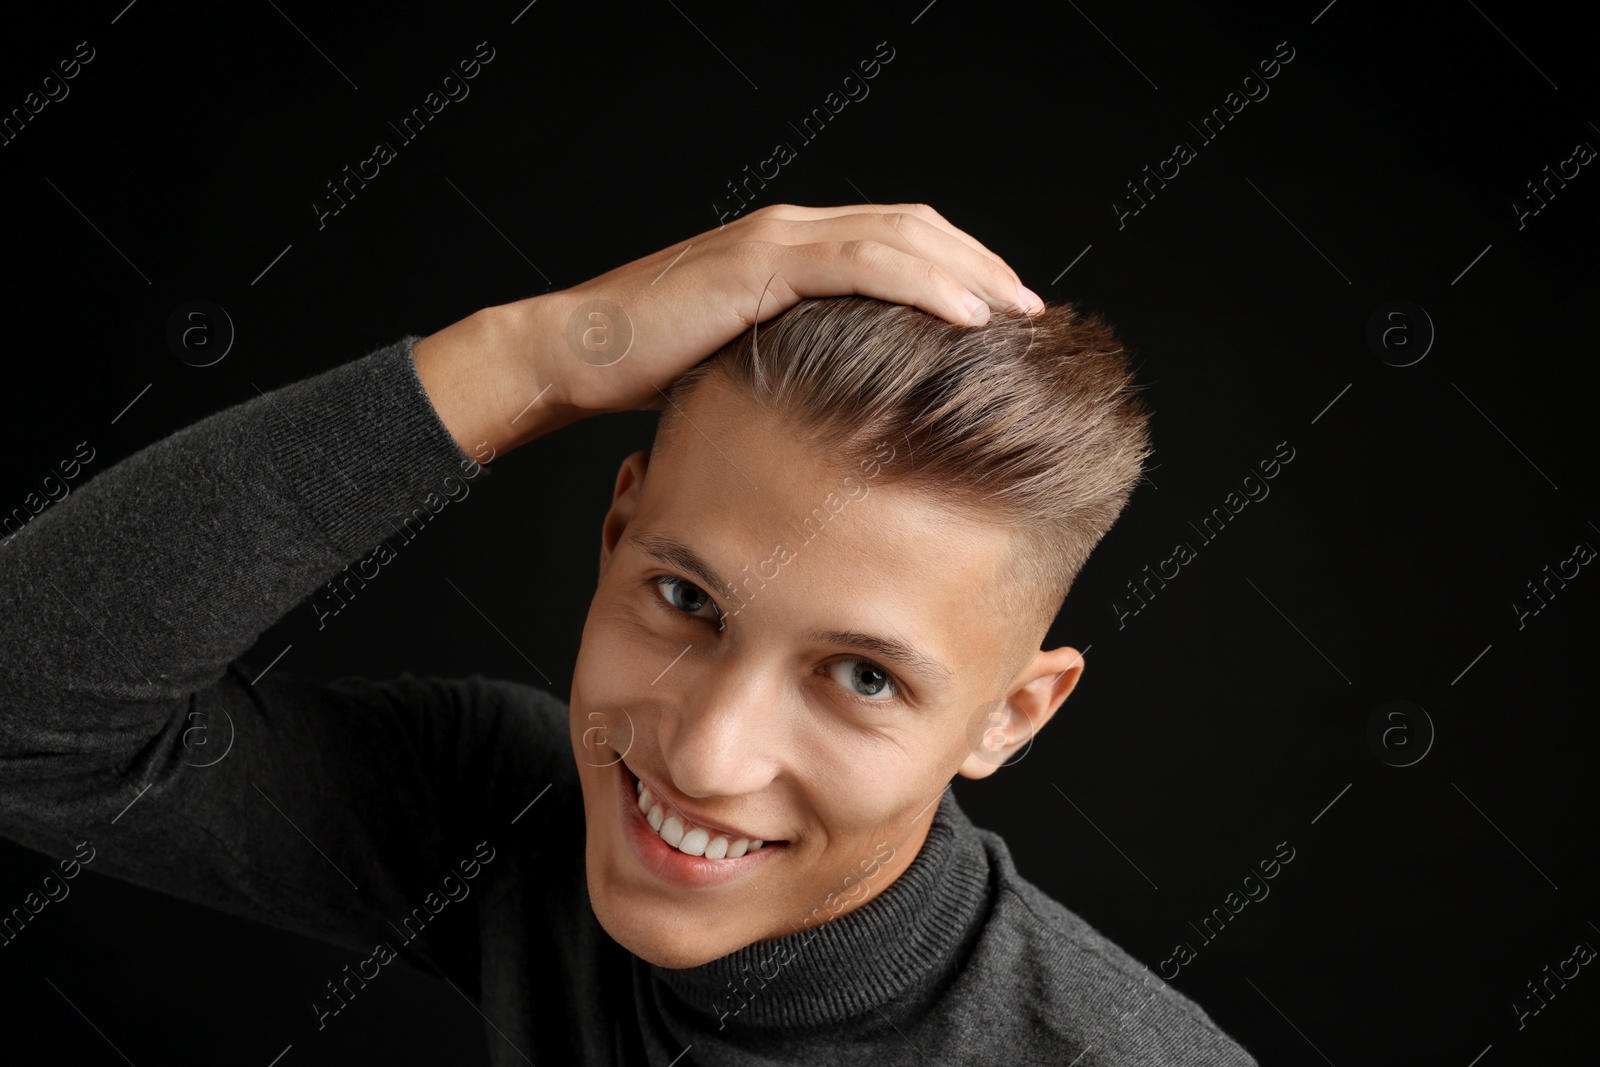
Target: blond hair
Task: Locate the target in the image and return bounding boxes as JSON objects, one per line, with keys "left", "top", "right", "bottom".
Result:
{"left": 657, "top": 296, "right": 1152, "bottom": 671}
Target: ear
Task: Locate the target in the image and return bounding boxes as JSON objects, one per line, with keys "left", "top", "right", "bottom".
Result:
{"left": 599, "top": 450, "right": 651, "bottom": 577}
{"left": 957, "top": 646, "right": 1085, "bottom": 780}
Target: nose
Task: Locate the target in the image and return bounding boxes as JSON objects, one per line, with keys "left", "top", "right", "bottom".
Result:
{"left": 656, "top": 653, "right": 785, "bottom": 800}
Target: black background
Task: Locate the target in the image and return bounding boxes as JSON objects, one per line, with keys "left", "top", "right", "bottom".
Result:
{"left": 2, "top": 1, "right": 1596, "bottom": 1064}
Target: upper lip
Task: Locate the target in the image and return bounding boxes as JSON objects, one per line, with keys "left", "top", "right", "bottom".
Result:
{"left": 625, "top": 761, "right": 784, "bottom": 843}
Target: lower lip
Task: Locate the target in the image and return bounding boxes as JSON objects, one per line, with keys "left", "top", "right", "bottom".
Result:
{"left": 616, "top": 760, "right": 784, "bottom": 889}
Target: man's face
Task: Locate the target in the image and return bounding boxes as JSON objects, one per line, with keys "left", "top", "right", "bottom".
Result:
{"left": 569, "top": 374, "right": 1079, "bottom": 968}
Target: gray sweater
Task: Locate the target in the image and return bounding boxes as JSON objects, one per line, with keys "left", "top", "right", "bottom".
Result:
{"left": 0, "top": 336, "right": 1259, "bottom": 1065}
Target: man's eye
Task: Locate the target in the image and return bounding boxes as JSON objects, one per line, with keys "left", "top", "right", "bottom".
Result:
{"left": 826, "top": 658, "right": 899, "bottom": 702}
{"left": 652, "top": 576, "right": 721, "bottom": 621}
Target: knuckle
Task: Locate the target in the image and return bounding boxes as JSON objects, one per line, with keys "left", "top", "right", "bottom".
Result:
{"left": 839, "top": 238, "right": 885, "bottom": 269}
{"left": 749, "top": 202, "right": 791, "bottom": 223}
{"left": 885, "top": 210, "right": 917, "bottom": 233}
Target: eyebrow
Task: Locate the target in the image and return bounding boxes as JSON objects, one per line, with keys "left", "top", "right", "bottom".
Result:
{"left": 628, "top": 531, "right": 956, "bottom": 688}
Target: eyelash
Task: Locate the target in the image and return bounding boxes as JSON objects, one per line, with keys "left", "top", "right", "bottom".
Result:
{"left": 644, "top": 574, "right": 904, "bottom": 707}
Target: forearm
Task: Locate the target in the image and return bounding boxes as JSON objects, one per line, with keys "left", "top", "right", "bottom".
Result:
{"left": 0, "top": 325, "right": 570, "bottom": 960}
{"left": 0, "top": 334, "right": 476, "bottom": 723}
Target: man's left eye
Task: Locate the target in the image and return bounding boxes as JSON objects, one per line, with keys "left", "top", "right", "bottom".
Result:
{"left": 827, "top": 658, "right": 898, "bottom": 701}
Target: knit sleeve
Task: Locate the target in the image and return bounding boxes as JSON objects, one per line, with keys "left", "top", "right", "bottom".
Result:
{"left": 0, "top": 336, "right": 570, "bottom": 985}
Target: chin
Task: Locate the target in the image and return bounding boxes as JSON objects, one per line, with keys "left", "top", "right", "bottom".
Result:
{"left": 574, "top": 746, "right": 797, "bottom": 969}
{"left": 584, "top": 870, "right": 730, "bottom": 969}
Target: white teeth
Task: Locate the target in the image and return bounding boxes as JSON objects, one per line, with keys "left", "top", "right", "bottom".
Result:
{"left": 678, "top": 828, "right": 710, "bottom": 857}
{"left": 632, "top": 774, "right": 773, "bottom": 859}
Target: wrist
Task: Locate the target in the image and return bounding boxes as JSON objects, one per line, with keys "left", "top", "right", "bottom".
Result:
{"left": 413, "top": 295, "right": 586, "bottom": 460}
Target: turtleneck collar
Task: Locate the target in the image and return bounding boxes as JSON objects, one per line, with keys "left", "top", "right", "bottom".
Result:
{"left": 643, "top": 785, "right": 993, "bottom": 1031}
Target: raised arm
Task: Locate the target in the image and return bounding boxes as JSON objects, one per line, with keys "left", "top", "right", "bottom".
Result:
{"left": 0, "top": 202, "right": 1039, "bottom": 968}
{"left": 414, "top": 201, "right": 1043, "bottom": 452}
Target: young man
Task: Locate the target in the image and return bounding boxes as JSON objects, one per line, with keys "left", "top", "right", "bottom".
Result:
{"left": 0, "top": 204, "right": 1257, "bottom": 1064}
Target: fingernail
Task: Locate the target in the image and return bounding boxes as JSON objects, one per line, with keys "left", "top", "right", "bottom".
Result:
{"left": 1016, "top": 282, "right": 1044, "bottom": 312}
{"left": 963, "top": 291, "right": 989, "bottom": 325}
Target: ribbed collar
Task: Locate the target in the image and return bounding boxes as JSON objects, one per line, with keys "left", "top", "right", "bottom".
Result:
{"left": 646, "top": 786, "right": 992, "bottom": 1030}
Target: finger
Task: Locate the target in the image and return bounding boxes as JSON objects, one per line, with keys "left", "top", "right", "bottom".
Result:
{"left": 754, "top": 202, "right": 1005, "bottom": 267}
{"left": 772, "top": 238, "right": 999, "bottom": 326}
{"left": 857, "top": 203, "right": 1015, "bottom": 277}
{"left": 751, "top": 203, "right": 1035, "bottom": 307}
{"left": 783, "top": 210, "right": 1037, "bottom": 315}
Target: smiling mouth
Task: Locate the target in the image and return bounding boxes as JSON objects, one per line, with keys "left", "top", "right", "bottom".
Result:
{"left": 622, "top": 762, "right": 788, "bottom": 859}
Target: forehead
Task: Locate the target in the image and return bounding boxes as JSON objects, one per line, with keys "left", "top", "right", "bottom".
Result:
{"left": 640, "top": 376, "right": 1018, "bottom": 690}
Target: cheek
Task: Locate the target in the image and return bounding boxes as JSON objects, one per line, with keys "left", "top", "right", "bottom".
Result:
{"left": 575, "top": 590, "right": 666, "bottom": 688}
{"left": 572, "top": 615, "right": 661, "bottom": 744}
{"left": 802, "top": 741, "right": 930, "bottom": 836}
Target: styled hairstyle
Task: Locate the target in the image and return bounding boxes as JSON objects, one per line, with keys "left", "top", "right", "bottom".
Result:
{"left": 654, "top": 296, "right": 1152, "bottom": 673}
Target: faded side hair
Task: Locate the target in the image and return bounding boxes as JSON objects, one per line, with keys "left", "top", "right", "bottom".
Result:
{"left": 655, "top": 295, "right": 1153, "bottom": 667}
